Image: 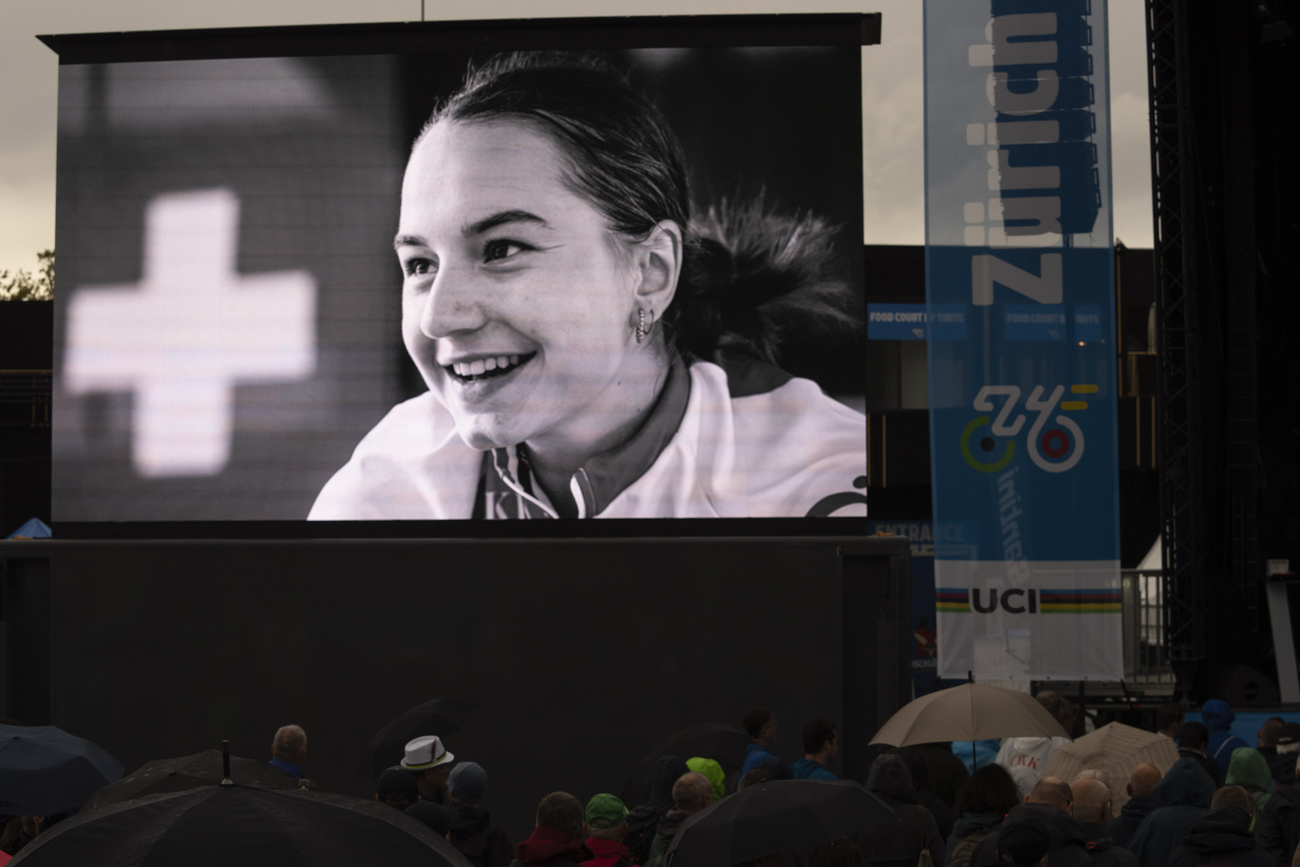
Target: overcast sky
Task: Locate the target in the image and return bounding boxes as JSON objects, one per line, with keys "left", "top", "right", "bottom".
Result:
{"left": 0, "top": 0, "right": 1153, "bottom": 275}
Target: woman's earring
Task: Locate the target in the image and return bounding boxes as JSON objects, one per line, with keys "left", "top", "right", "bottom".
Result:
{"left": 635, "top": 308, "right": 655, "bottom": 344}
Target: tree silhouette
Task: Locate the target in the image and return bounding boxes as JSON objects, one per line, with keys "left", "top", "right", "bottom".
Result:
{"left": 0, "top": 250, "right": 54, "bottom": 301}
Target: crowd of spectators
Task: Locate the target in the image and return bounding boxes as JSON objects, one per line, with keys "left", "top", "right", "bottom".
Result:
{"left": 5, "top": 699, "right": 1300, "bottom": 867}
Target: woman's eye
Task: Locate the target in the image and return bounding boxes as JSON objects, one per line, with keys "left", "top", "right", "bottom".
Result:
{"left": 484, "top": 240, "right": 527, "bottom": 263}
{"left": 403, "top": 257, "right": 435, "bottom": 277}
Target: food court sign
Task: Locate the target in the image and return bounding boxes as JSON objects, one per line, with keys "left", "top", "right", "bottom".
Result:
{"left": 923, "top": 0, "right": 1122, "bottom": 680}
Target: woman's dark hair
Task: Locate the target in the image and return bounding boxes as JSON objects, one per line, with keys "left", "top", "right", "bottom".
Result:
{"left": 953, "top": 764, "right": 1020, "bottom": 817}
{"left": 422, "top": 52, "right": 856, "bottom": 365}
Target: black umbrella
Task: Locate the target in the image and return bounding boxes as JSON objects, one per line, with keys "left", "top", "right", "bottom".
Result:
{"left": 0, "top": 724, "right": 124, "bottom": 816}
{"left": 81, "top": 747, "right": 299, "bottom": 811}
{"left": 664, "top": 780, "right": 876, "bottom": 867}
{"left": 359, "top": 698, "right": 475, "bottom": 778}
{"left": 11, "top": 784, "right": 476, "bottom": 867}
{"left": 621, "top": 723, "right": 749, "bottom": 806}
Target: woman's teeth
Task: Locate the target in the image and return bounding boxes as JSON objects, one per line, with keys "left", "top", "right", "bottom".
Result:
{"left": 452, "top": 355, "right": 522, "bottom": 378}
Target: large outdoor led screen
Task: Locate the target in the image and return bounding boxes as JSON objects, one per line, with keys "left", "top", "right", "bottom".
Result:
{"left": 47, "top": 17, "right": 871, "bottom": 536}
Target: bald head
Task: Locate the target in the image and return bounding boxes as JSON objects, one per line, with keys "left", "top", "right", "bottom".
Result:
{"left": 1127, "top": 763, "right": 1162, "bottom": 799}
{"left": 272, "top": 724, "right": 307, "bottom": 763}
{"left": 1027, "top": 777, "right": 1073, "bottom": 813}
{"left": 1070, "top": 777, "right": 1112, "bottom": 824}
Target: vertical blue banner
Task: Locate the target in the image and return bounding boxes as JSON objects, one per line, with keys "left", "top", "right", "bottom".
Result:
{"left": 924, "top": 0, "right": 1122, "bottom": 680}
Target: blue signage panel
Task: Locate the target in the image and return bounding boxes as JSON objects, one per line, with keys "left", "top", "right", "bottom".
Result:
{"left": 869, "top": 304, "right": 967, "bottom": 341}
{"left": 923, "top": 0, "right": 1122, "bottom": 680}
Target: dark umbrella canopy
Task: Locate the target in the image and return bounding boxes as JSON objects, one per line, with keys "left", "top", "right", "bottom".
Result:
{"left": 11, "top": 784, "right": 476, "bottom": 867}
{"left": 360, "top": 698, "right": 475, "bottom": 778}
{"left": 665, "top": 779, "right": 875, "bottom": 867}
{"left": 621, "top": 723, "right": 749, "bottom": 806}
{"left": 81, "top": 749, "right": 299, "bottom": 811}
{"left": 0, "top": 724, "right": 124, "bottom": 816}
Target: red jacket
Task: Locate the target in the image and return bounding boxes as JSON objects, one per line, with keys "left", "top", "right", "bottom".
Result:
{"left": 582, "top": 837, "right": 639, "bottom": 867}
{"left": 515, "top": 826, "right": 593, "bottom": 867}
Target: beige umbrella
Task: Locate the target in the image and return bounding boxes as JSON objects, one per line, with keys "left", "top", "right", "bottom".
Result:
{"left": 869, "top": 683, "right": 1071, "bottom": 747}
{"left": 1039, "top": 721, "right": 1179, "bottom": 811}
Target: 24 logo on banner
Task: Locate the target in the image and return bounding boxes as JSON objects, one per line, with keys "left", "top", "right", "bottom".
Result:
{"left": 960, "top": 382, "right": 1097, "bottom": 474}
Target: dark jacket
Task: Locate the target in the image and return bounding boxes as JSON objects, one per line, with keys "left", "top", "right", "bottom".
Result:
{"left": 1107, "top": 794, "right": 1155, "bottom": 849}
{"left": 945, "top": 812, "right": 1001, "bottom": 867}
{"left": 514, "top": 826, "right": 594, "bottom": 867}
{"left": 968, "top": 804, "right": 1091, "bottom": 867}
{"left": 1077, "top": 820, "right": 1137, "bottom": 867}
{"left": 1179, "top": 747, "right": 1225, "bottom": 788}
{"left": 625, "top": 757, "right": 688, "bottom": 865}
{"left": 1257, "top": 780, "right": 1300, "bottom": 867}
{"left": 645, "top": 810, "right": 689, "bottom": 867}
{"left": 1269, "top": 752, "right": 1298, "bottom": 786}
{"left": 895, "top": 743, "right": 970, "bottom": 811}
{"left": 450, "top": 800, "right": 514, "bottom": 867}
{"left": 1127, "top": 757, "right": 1216, "bottom": 867}
{"left": 852, "top": 786, "right": 946, "bottom": 867}
{"left": 1202, "top": 700, "right": 1252, "bottom": 777}
{"left": 1167, "top": 806, "right": 1273, "bottom": 867}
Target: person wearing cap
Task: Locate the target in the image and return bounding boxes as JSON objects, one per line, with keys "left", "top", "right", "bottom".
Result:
{"left": 582, "top": 794, "right": 639, "bottom": 867}
{"left": 447, "top": 761, "right": 513, "bottom": 867}
{"left": 513, "top": 792, "right": 594, "bottom": 867}
{"left": 402, "top": 734, "right": 456, "bottom": 804}
{"left": 1267, "top": 721, "right": 1300, "bottom": 785}
{"left": 1201, "top": 699, "right": 1251, "bottom": 778}
{"left": 269, "top": 724, "right": 308, "bottom": 780}
{"left": 375, "top": 766, "right": 420, "bottom": 810}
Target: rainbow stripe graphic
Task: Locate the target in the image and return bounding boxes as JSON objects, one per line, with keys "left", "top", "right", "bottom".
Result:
{"left": 936, "top": 588, "right": 970, "bottom": 613}
{"left": 1039, "top": 588, "right": 1121, "bottom": 614}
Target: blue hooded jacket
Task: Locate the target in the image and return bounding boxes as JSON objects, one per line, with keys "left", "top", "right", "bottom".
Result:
{"left": 1201, "top": 699, "right": 1250, "bottom": 777}
{"left": 1129, "top": 757, "right": 1217, "bottom": 867}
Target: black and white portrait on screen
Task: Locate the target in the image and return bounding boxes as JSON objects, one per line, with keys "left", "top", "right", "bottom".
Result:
{"left": 51, "top": 43, "right": 867, "bottom": 525}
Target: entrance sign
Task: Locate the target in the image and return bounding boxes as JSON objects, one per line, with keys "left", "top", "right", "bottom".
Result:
{"left": 924, "top": 0, "right": 1122, "bottom": 679}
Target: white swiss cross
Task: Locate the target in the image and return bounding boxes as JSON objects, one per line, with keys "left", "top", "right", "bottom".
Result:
{"left": 65, "top": 188, "right": 317, "bottom": 477}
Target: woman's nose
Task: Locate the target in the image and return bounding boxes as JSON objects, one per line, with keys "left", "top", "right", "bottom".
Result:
{"left": 420, "top": 264, "right": 484, "bottom": 338}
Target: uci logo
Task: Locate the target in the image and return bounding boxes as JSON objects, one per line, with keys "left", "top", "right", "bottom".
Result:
{"left": 961, "top": 384, "right": 1096, "bottom": 474}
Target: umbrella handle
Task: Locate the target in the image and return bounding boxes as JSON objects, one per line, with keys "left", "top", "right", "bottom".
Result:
{"left": 222, "top": 739, "right": 233, "bottom": 785}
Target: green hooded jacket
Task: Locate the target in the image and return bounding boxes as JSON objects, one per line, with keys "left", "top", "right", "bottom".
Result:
{"left": 1225, "top": 746, "right": 1274, "bottom": 811}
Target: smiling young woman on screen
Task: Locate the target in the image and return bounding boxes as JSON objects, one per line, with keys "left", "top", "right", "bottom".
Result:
{"left": 308, "top": 53, "right": 866, "bottom": 520}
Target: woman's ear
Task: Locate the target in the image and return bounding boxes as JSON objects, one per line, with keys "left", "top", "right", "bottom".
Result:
{"left": 633, "top": 219, "right": 683, "bottom": 312}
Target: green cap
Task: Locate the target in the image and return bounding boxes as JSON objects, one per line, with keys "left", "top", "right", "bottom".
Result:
{"left": 585, "top": 793, "right": 627, "bottom": 829}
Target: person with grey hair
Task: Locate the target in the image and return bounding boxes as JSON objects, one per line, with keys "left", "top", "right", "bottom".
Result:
{"left": 447, "top": 762, "right": 513, "bottom": 867}
{"left": 849, "top": 754, "right": 945, "bottom": 867}
{"left": 645, "top": 773, "right": 713, "bottom": 867}
{"left": 269, "top": 724, "right": 307, "bottom": 779}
